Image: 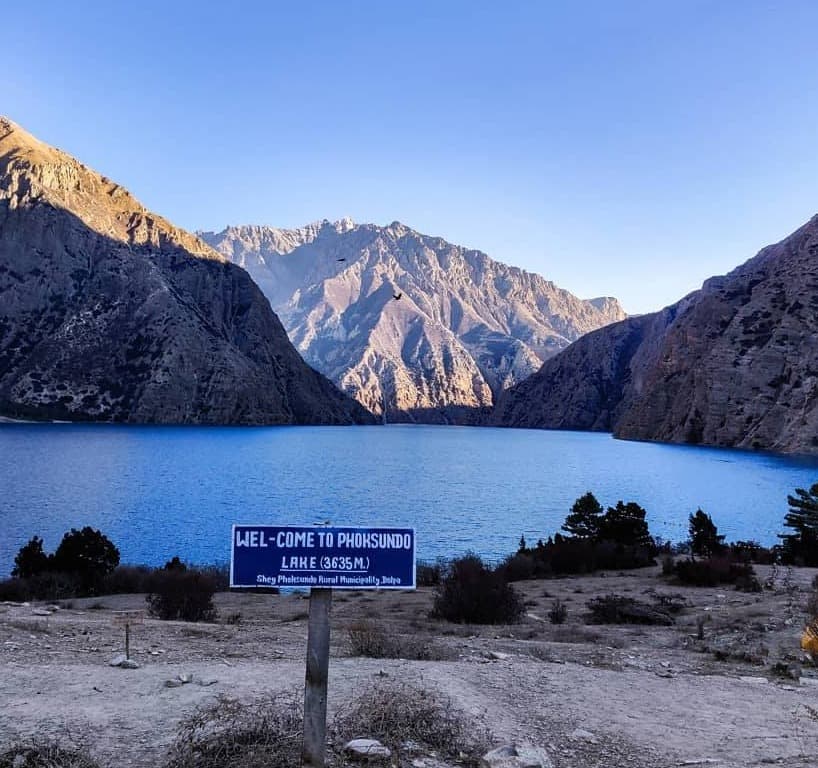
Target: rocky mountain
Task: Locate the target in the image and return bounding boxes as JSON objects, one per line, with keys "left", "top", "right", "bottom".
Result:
{"left": 0, "top": 117, "right": 372, "bottom": 425}
{"left": 492, "top": 214, "right": 818, "bottom": 454}
{"left": 201, "top": 220, "right": 625, "bottom": 421}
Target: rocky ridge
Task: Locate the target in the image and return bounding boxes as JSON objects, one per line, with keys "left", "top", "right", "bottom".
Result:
{"left": 201, "top": 220, "right": 625, "bottom": 421}
{"left": 0, "top": 117, "right": 372, "bottom": 424}
{"left": 492, "top": 213, "right": 818, "bottom": 454}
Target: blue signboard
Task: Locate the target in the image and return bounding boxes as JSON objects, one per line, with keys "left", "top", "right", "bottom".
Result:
{"left": 230, "top": 525, "right": 416, "bottom": 590}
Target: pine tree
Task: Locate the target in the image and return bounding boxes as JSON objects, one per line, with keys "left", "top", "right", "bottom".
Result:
{"left": 562, "top": 492, "right": 603, "bottom": 539}
{"left": 598, "top": 501, "right": 654, "bottom": 549}
{"left": 12, "top": 536, "right": 50, "bottom": 579}
{"left": 779, "top": 483, "right": 818, "bottom": 566}
{"left": 688, "top": 509, "right": 725, "bottom": 558}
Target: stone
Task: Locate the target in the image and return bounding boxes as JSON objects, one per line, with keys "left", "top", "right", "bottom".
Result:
{"left": 488, "top": 651, "right": 510, "bottom": 661}
{"left": 109, "top": 654, "right": 139, "bottom": 668}
{"left": 344, "top": 738, "right": 392, "bottom": 759}
{"left": 569, "top": 728, "right": 597, "bottom": 744}
{"left": 481, "top": 744, "right": 553, "bottom": 768}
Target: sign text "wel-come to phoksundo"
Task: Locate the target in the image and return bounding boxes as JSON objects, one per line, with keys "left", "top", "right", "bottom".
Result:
{"left": 229, "top": 525, "right": 416, "bottom": 590}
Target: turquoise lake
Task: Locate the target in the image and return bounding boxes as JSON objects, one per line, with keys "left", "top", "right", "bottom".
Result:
{"left": 2, "top": 423, "right": 818, "bottom": 575}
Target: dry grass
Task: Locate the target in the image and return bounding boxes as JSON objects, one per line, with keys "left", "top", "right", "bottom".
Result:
{"left": 165, "top": 694, "right": 302, "bottom": 768}
{"left": 5, "top": 619, "right": 51, "bottom": 635}
{"left": 0, "top": 742, "right": 99, "bottom": 768}
{"left": 345, "top": 619, "right": 447, "bottom": 660}
{"left": 331, "top": 680, "right": 490, "bottom": 764}
{"left": 549, "top": 625, "right": 604, "bottom": 644}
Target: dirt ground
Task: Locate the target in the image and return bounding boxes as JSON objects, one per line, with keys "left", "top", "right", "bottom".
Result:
{"left": 1, "top": 564, "right": 817, "bottom": 768}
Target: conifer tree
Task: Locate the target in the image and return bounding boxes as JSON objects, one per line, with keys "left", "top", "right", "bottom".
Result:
{"left": 598, "top": 501, "right": 654, "bottom": 549}
{"left": 562, "top": 492, "right": 603, "bottom": 539}
{"left": 688, "top": 509, "right": 725, "bottom": 557}
{"left": 779, "top": 483, "right": 818, "bottom": 566}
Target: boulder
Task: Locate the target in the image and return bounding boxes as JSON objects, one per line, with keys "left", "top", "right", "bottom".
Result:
{"left": 481, "top": 744, "right": 553, "bottom": 768}
{"left": 344, "top": 738, "right": 392, "bottom": 760}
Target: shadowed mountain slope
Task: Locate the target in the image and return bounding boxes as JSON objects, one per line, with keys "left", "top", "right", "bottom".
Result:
{"left": 0, "top": 117, "right": 372, "bottom": 424}
{"left": 492, "top": 214, "right": 818, "bottom": 454}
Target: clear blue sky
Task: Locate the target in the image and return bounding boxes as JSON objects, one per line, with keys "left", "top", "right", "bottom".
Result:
{"left": 4, "top": 1, "right": 818, "bottom": 314}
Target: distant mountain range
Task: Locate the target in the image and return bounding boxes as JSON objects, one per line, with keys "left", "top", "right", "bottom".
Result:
{"left": 201, "top": 221, "right": 625, "bottom": 421}
{"left": 0, "top": 117, "right": 372, "bottom": 425}
{"left": 492, "top": 213, "right": 818, "bottom": 454}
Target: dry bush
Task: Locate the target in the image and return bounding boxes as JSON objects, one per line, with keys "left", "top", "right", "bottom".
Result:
{"left": 673, "top": 557, "right": 761, "bottom": 591}
{"left": 550, "top": 625, "right": 604, "bottom": 644}
{"left": 345, "top": 619, "right": 444, "bottom": 660}
{"left": 331, "top": 680, "right": 490, "bottom": 764}
{"left": 527, "top": 644, "right": 556, "bottom": 662}
{"left": 0, "top": 742, "right": 99, "bottom": 768}
{"left": 101, "top": 565, "right": 153, "bottom": 594}
{"left": 432, "top": 554, "right": 524, "bottom": 624}
{"left": 0, "top": 578, "right": 30, "bottom": 602}
{"left": 416, "top": 559, "right": 446, "bottom": 586}
{"left": 548, "top": 599, "right": 567, "bottom": 624}
{"left": 587, "top": 594, "right": 674, "bottom": 625}
{"left": 166, "top": 694, "right": 302, "bottom": 768}
{"left": 146, "top": 568, "right": 217, "bottom": 622}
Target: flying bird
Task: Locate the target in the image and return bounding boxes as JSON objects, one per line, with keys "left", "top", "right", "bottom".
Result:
{"left": 393, "top": 291, "right": 403, "bottom": 300}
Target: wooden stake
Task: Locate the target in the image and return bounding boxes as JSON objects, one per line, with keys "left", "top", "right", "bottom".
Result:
{"left": 301, "top": 588, "right": 332, "bottom": 768}
{"left": 125, "top": 622, "right": 130, "bottom": 660}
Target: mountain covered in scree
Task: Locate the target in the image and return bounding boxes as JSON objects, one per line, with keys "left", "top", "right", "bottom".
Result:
{"left": 201, "top": 220, "right": 625, "bottom": 421}
{"left": 492, "top": 213, "right": 818, "bottom": 454}
{"left": 0, "top": 117, "right": 372, "bottom": 425}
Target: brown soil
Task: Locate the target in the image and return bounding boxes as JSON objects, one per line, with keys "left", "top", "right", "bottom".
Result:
{"left": 2, "top": 564, "right": 817, "bottom": 768}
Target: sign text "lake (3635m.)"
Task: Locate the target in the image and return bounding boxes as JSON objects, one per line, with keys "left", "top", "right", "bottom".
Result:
{"left": 230, "top": 525, "right": 416, "bottom": 589}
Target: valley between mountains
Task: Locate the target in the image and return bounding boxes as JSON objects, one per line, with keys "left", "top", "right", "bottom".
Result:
{"left": 2, "top": 114, "right": 818, "bottom": 454}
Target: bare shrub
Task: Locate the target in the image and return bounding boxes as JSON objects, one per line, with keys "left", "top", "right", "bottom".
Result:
{"left": 673, "top": 557, "right": 761, "bottom": 591}
{"left": 432, "top": 554, "right": 524, "bottom": 624}
{"left": 166, "top": 694, "right": 302, "bottom": 768}
{"left": 0, "top": 578, "right": 29, "bottom": 602}
{"left": 416, "top": 559, "right": 446, "bottom": 586}
{"left": 587, "top": 594, "right": 674, "bottom": 625}
{"left": 548, "top": 599, "right": 567, "bottom": 624}
{"left": 551, "top": 625, "right": 604, "bottom": 644}
{"left": 102, "top": 565, "right": 152, "bottom": 594}
{"left": 0, "top": 742, "right": 100, "bottom": 768}
{"left": 345, "top": 619, "right": 440, "bottom": 660}
{"left": 146, "top": 568, "right": 217, "bottom": 622}
{"left": 331, "top": 681, "right": 489, "bottom": 764}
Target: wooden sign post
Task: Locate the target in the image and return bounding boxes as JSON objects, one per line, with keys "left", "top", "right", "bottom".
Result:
{"left": 111, "top": 610, "right": 144, "bottom": 660}
{"left": 301, "top": 588, "right": 333, "bottom": 768}
{"left": 230, "top": 525, "right": 416, "bottom": 768}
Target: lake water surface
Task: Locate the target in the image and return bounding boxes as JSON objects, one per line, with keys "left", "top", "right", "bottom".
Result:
{"left": 2, "top": 423, "right": 818, "bottom": 575}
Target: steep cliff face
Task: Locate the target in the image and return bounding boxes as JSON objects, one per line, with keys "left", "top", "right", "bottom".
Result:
{"left": 201, "top": 220, "right": 625, "bottom": 421}
{"left": 0, "top": 117, "right": 372, "bottom": 425}
{"left": 493, "top": 214, "right": 818, "bottom": 454}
